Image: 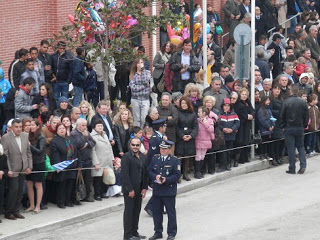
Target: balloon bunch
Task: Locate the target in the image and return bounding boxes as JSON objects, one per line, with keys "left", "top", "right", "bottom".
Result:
{"left": 68, "top": 0, "right": 139, "bottom": 43}
{"left": 192, "top": 8, "right": 210, "bottom": 45}
{"left": 166, "top": 15, "right": 190, "bottom": 46}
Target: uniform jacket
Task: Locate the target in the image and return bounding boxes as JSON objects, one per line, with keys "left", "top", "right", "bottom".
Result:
{"left": 30, "top": 133, "right": 46, "bottom": 164}
{"left": 50, "top": 135, "right": 79, "bottom": 182}
{"left": 51, "top": 51, "right": 73, "bottom": 83}
{"left": 219, "top": 109, "right": 240, "bottom": 141}
{"left": 148, "top": 154, "right": 181, "bottom": 197}
{"left": 121, "top": 150, "right": 148, "bottom": 195}
{"left": 157, "top": 104, "right": 178, "bottom": 142}
{"left": 2, "top": 131, "right": 32, "bottom": 178}
{"left": 169, "top": 49, "right": 201, "bottom": 92}
{"left": 195, "top": 117, "right": 214, "bottom": 149}
{"left": 176, "top": 109, "right": 198, "bottom": 156}
{"left": 14, "top": 86, "right": 33, "bottom": 119}
{"left": 147, "top": 131, "right": 163, "bottom": 166}
{"left": 91, "top": 129, "right": 114, "bottom": 177}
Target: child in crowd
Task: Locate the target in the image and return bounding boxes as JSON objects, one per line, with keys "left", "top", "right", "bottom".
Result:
{"left": 37, "top": 103, "right": 49, "bottom": 124}
{"left": 295, "top": 57, "right": 309, "bottom": 77}
{"left": 143, "top": 127, "right": 153, "bottom": 151}
{"left": 106, "top": 157, "right": 122, "bottom": 197}
{"left": 184, "top": 83, "right": 203, "bottom": 113}
{"left": 220, "top": 98, "right": 240, "bottom": 169}
{"left": 131, "top": 126, "right": 148, "bottom": 155}
{"left": 305, "top": 94, "right": 320, "bottom": 156}
{"left": 195, "top": 106, "right": 214, "bottom": 179}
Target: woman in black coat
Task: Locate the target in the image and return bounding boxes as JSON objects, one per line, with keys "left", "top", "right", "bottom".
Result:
{"left": 234, "top": 88, "right": 255, "bottom": 164}
{"left": 114, "top": 109, "right": 134, "bottom": 157}
{"left": 25, "top": 119, "right": 46, "bottom": 214}
{"left": 176, "top": 96, "right": 198, "bottom": 181}
{"left": 270, "top": 84, "right": 284, "bottom": 164}
{"left": 50, "top": 123, "right": 79, "bottom": 209}
{"left": 32, "top": 83, "right": 57, "bottom": 118}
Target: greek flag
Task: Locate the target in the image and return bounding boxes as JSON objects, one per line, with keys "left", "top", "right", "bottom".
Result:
{"left": 52, "top": 159, "right": 77, "bottom": 171}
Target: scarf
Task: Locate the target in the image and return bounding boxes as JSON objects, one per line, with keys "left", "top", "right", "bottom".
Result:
{"left": 190, "top": 96, "right": 198, "bottom": 104}
{"left": 160, "top": 51, "right": 171, "bottom": 64}
{"left": 46, "top": 124, "right": 56, "bottom": 134}
{"left": 65, "top": 138, "right": 74, "bottom": 160}
{"left": 19, "top": 85, "right": 30, "bottom": 95}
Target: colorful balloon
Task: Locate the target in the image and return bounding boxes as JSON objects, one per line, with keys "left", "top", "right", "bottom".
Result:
{"left": 170, "top": 36, "right": 183, "bottom": 46}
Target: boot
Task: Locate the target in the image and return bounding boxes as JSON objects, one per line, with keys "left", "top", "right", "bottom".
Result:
{"left": 199, "top": 161, "right": 204, "bottom": 178}
{"left": 183, "top": 158, "right": 191, "bottom": 181}
{"left": 177, "top": 158, "right": 182, "bottom": 183}
{"left": 234, "top": 154, "right": 240, "bottom": 167}
{"left": 194, "top": 161, "right": 202, "bottom": 179}
{"left": 271, "top": 159, "right": 278, "bottom": 166}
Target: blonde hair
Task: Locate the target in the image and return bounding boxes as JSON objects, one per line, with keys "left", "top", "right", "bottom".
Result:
{"left": 79, "top": 100, "right": 95, "bottom": 123}
{"left": 144, "top": 126, "right": 154, "bottom": 135}
{"left": 297, "top": 56, "right": 306, "bottom": 64}
{"left": 114, "top": 108, "right": 134, "bottom": 128}
{"left": 239, "top": 87, "right": 250, "bottom": 97}
{"left": 195, "top": 69, "right": 204, "bottom": 84}
{"left": 203, "top": 95, "right": 216, "bottom": 106}
{"left": 184, "top": 83, "right": 202, "bottom": 98}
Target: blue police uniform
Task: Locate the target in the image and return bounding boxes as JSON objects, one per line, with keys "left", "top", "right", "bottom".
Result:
{"left": 148, "top": 149, "right": 181, "bottom": 239}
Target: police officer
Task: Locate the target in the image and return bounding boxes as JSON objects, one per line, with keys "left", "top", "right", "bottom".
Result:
{"left": 122, "top": 137, "right": 148, "bottom": 240}
{"left": 148, "top": 140, "right": 181, "bottom": 240}
{"left": 145, "top": 118, "right": 167, "bottom": 216}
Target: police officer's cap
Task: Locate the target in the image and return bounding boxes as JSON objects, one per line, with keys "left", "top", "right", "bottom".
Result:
{"left": 152, "top": 118, "right": 167, "bottom": 127}
{"left": 159, "top": 140, "right": 174, "bottom": 149}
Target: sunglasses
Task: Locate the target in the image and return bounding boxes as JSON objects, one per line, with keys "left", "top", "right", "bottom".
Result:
{"left": 131, "top": 144, "right": 140, "bottom": 147}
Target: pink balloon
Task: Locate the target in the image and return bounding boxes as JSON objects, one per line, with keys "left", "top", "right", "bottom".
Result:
{"left": 128, "top": 19, "right": 138, "bottom": 26}
{"left": 182, "top": 28, "right": 189, "bottom": 40}
{"left": 166, "top": 24, "right": 175, "bottom": 38}
{"left": 67, "top": 14, "right": 76, "bottom": 24}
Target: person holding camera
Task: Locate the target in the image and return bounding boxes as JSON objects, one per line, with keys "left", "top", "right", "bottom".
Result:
{"left": 148, "top": 140, "right": 181, "bottom": 240}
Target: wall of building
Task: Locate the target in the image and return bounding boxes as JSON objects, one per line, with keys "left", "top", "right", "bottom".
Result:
{"left": 0, "top": 0, "right": 227, "bottom": 78}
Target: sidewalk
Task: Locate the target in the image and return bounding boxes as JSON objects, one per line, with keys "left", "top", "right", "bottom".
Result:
{"left": 0, "top": 159, "right": 270, "bottom": 240}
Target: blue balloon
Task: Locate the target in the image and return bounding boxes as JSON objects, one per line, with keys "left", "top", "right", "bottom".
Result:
{"left": 207, "top": 24, "right": 210, "bottom": 34}
{"left": 198, "top": 36, "right": 203, "bottom": 45}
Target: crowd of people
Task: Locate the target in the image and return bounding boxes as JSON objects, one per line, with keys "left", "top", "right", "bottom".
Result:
{"left": 0, "top": 1, "right": 319, "bottom": 239}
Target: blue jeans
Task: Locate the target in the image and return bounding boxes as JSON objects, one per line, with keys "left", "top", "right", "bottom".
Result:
{"left": 73, "top": 86, "right": 83, "bottom": 107}
{"left": 284, "top": 127, "right": 306, "bottom": 172}
{"left": 305, "top": 132, "right": 316, "bottom": 154}
{"left": 53, "top": 82, "right": 69, "bottom": 105}
{"left": 288, "top": 15, "right": 298, "bottom": 35}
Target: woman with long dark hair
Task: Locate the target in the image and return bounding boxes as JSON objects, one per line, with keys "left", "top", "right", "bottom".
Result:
{"left": 176, "top": 96, "right": 198, "bottom": 181}
{"left": 32, "top": 83, "right": 56, "bottom": 118}
{"left": 25, "top": 119, "right": 46, "bottom": 214}
{"left": 129, "top": 58, "right": 151, "bottom": 128}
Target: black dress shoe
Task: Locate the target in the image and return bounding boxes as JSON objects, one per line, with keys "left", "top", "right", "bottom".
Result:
{"left": 286, "top": 170, "right": 296, "bottom": 174}
{"left": 66, "top": 202, "right": 74, "bottom": 207}
{"left": 298, "top": 168, "right": 306, "bottom": 174}
{"left": 149, "top": 234, "right": 163, "bottom": 240}
{"left": 101, "top": 194, "right": 109, "bottom": 199}
{"left": 13, "top": 212, "right": 25, "bottom": 219}
{"left": 5, "top": 214, "right": 17, "bottom": 220}
{"left": 144, "top": 208, "right": 153, "bottom": 217}
{"left": 94, "top": 196, "right": 102, "bottom": 201}
{"left": 133, "top": 234, "right": 146, "bottom": 239}
{"left": 57, "top": 204, "right": 66, "bottom": 209}
{"left": 167, "top": 236, "right": 175, "bottom": 240}
{"left": 73, "top": 200, "right": 81, "bottom": 205}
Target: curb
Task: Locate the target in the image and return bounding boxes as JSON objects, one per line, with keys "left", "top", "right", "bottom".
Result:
{"left": 1, "top": 159, "right": 270, "bottom": 240}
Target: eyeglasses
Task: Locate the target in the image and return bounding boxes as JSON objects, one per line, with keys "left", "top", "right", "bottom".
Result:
{"left": 131, "top": 144, "right": 140, "bottom": 147}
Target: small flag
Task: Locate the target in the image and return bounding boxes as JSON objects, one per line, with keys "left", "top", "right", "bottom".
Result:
{"left": 52, "top": 159, "right": 77, "bottom": 171}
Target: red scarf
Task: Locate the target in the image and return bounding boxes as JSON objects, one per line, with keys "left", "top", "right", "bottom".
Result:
{"left": 46, "top": 124, "right": 56, "bottom": 134}
{"left": 19, "top": 85, "right": 30, "bottom": 95}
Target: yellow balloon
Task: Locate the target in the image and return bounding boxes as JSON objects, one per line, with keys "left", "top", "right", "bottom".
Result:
{"left": 170, "top": 36, "right": 183, "bottom": 46}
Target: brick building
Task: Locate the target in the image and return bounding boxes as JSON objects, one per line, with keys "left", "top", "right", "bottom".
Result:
{"left": 0, "top": 0, "right": 227, "bottom": 76}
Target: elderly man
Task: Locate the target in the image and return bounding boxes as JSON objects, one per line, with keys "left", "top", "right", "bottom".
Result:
{"left": 203, "top": 76, "right": 229, "bottom": 109}
{"left": 305, "top": 25, "right": 320, "bottom": 64}
{"left": 70, "top": 118, "right": 96, "bottom": 202}
{"left": 70, "top": 107, "right": 81, "bottom": 129}
{"left": 255, "top": 50, "right": 270, "bottom": 80}
{"left": 278, "top": 75, "right": 291, "bottom": 100}
{"left": 294, "top": 29, "right": 307, "bottom": 57}
{"left": 282, "top": 62, "right": 298, "bottom": 84}
{"left": 301, "top": 48, "right": 319, "bottom": 78}
{"left": 2, "top": 119, "right": 32, "bottom": 220}
{"left": 259, "top": 78, "right": 272, "bottom": 97}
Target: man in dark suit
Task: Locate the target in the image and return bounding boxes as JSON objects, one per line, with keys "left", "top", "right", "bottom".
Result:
{"left": 305, "top": 25, "right": 320, "bottom": 65}
{"left": 91, "top": 100, "right": 115, "bottom": 146}
{"left": 223, "top": 0, "right": 241, "bottom": 40}
{"left": 207, "top": 33, "right": 221, "bottom": 62}
{"left": 239, "top": 0, "right": 251, "bottom": 20}
{"left": 1, "top": 119, "right": 32, "bottom": 220}
{"left": 122, "top": 137, "right": 148, "bottom": 240}
{"left": 148, "top": 140, "right": 181, "bottom": 240}
{"left": 268, "top": 34, "right": 283, "bottom": 78}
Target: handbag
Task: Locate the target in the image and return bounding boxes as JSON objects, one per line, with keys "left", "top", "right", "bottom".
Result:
{"left": 76, "top": 171, "right": 86, "bottom": 201}
{"left": 215, "top": 25, "right": 223, "bottom": 35}
{"left": 251, "top": 131, "right": 263, "bottom": 145}
{"left": 212, "top": 121, "right": 225, "bottom": 148}
{"left": 102, "top": 166, "right": 116, "bottom": 185}
{"left": 157, "top": 76, "right": 165, "bottom": 93}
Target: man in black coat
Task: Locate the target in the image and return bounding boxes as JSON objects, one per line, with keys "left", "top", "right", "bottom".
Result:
{"left": 10, "top": 48, "right": 29, "bottom": 89}
{"left": 38, "top": 40, "right": 55, "bottom": 84}
{"left": 267, "top": 34, "right": 283, "bottom": 78}
{"left": 279, "top": 85, "right": 309, "bottom": 174}
{"left": 239, "top": 0, "right": 251, "bottom": 20}
{"left": 122, "top": 137, "right": 148, "bottom": 240}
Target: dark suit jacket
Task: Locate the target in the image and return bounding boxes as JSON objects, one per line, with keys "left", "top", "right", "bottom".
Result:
{"left": 121, "top": 150, "right": 148, "bottom": 195}
{"left": 91, "top": 113, "right": 114, "bottom": 140}
{"left": 1, "top": 131, "right": 32, "bottom": 177}
{"left": 209, "top": 43, "right": 221, "bottom": 62}
{"left": 239, "top": 4, "right": 251, "bottom": 20}
{"left": 267, "top": 42, "right": 283, "bottom": 77}
{"left": 305, "top": 34, "right": 320, "bottom": 61}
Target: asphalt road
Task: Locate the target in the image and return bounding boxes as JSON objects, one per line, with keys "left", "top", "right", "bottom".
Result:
{"left": 23, "top": 157, "right": 320, "bottom": 240}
